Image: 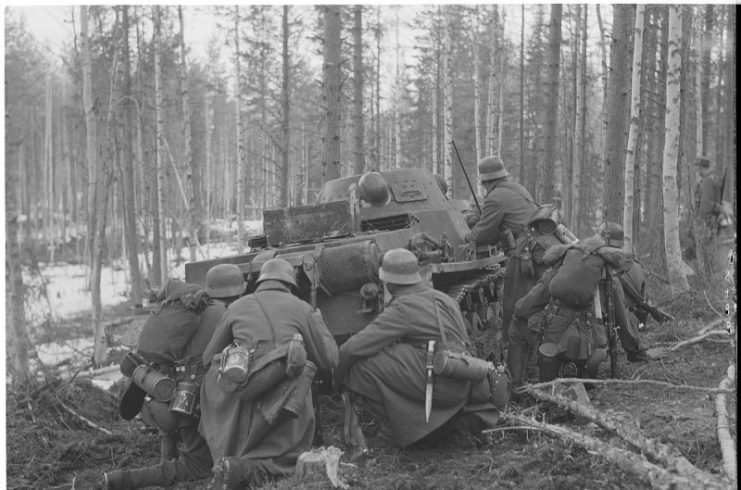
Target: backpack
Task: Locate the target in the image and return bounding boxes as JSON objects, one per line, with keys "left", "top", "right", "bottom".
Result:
{"left": 137, "top": 280, "right": 210, "bottom": 364}
{"left": 547, "top": 237, "right": 634, "bottom": 309}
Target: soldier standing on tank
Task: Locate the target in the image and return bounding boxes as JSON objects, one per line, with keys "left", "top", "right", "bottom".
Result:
{"left": 465, "top": 156, "right": 539, "bottom": 356}
{"left": 198, "top": 258, "right": 338, "bottom": 489}
{"left": 101, "top": 264, "right": 247, "bottom": 489}
{"left": 334, "top": 248, "right": 497, "bottom": 448}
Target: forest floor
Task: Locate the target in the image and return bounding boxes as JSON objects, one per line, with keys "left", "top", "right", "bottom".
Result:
{"left": 5, "top": 267, "right": 737, "bottom": 490}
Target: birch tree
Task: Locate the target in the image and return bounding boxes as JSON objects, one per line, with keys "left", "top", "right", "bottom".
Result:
{"left": 662, "top": 6, "right": 690, "bottom": 294}
{"left": 280, "top": 5, "right": 291, "bottom": 206}
{"left": 623, "top": 5, "right": 645, "bottom": 251}
{"left": 571, "top": 5, "right": 588, "bottom": 234}
{"left": 233, "top": 7, "right": 245, "bottom": 251}
{"left": 472, "top": 6, "right": 483, "bottom": 164}
{"left": 442, "top": 7, "right": 453, "bottom": 195}
{"left": 154, "top": 6, "right": 167, "bottom": 285}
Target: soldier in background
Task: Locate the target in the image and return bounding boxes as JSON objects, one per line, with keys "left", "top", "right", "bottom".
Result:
{"left": 693, "top": 156, "right": 734, "bottom": 273}
{"left": 199, "top": 258, "right": 338, "bottom": 489}
{"left": 102, "top": 265, "right": 246, "bottom": 489}
{"left": 465, "top": 156, "right": 538, "bottom": 353}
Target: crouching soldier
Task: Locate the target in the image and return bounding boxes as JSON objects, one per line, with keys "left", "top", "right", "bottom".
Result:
{"left": 199, "top": 258, "right": 339, "bottom": 489}
{"left": 511, "top": 229, "right": 637, "bottom": 385}
{"left": 102, "top": 265, "right": 246, "bottom": 489}
{"left": 334, "top": 248, "right": 509, "bottom": 449}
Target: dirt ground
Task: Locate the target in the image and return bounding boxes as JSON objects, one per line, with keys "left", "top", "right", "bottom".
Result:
{"left": 6, "top": 275, "right": 737, "bottom": 490}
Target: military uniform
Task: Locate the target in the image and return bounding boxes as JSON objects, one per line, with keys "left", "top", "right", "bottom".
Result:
{"left": 467, "top": 156, "right": 538, "bottom": 347}
{"left": 336, "top": 283, "right": 475, "bottom": 447}
{"left": 104, "top": 280, "right": 230, "bottom": 490}
{"left": 199, "top": 276, "right": 338, "bottom": 484}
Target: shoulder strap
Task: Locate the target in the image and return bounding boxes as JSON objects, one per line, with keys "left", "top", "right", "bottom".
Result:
{"left": 253, "top": 293, "right": 278, "bottom": 344}
{"left": 429, "top": 290, "right": 448, "bottom": 345}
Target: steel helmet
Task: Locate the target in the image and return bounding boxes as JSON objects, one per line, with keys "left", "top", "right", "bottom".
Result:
{"left": 598, "top": 221, "right": 624, "bottom": 248}
{"left": 206, "top": 264, "right": 246, "bottom": 298}
{"left": 357, "top": 172, "right": 390, "bottom": 206}
{"left": 378, "top": 248, "right": 421, "bottom": 285}
{"left": 257, "top": 258, "right": 297, "bottom": 288}
{"left": 478, "top": 156, "right": 508, "bottom": 182}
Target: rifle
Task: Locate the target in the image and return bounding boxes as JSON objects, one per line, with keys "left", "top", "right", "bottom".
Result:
{"left": 451, "top": 140, "right": 482, "bottom": 215}
{"left": 617, "top": 274, "right": 676, "bottom": 323}
{"left": 602, "top": 268, "right": 620, "bottom": 378}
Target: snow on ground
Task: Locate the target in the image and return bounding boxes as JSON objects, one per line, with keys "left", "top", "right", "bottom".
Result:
{"left": 31, "top": 219, "right": 263, "bottom": 378}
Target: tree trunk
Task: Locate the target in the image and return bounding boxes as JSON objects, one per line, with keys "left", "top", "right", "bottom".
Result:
{"left": 121, "top": 6, "right": 143, "bottom": 306}
{"left": 352, "top": 5, "right": 364, "bottom": 175}
{"left": 519, "top": 4, "right": 525, "bottom": 183}
{"left": 44, "top": 71, "right": 55, "bottom": 263}
{"left": 724, "top": 6, "right": 736, "bottom": 204}
{"left": 374, "top": 6, "right": 381, "bottom": 171}
{"left": 233, "top": 6, "right": 245, "bottom": 251}
{"left": 623, "top": 5, "right": 645, "bottom": 252}
{"left": 486, "top": 6, "right": 499, "bottom": 158}
{"left": 662, "top": 5, "right": 690, "bottom": 295}
{"left": 154, "top": 6, "right": 167, "bottom": 285}
{"left": 432, "top": 9, "right": 439, "bottom": 174}
{"left": 393, "top": 7, "right": 401, "bottom": 169}
{"left": 497, "top": 8, "right": 506, "bottom": 159}
{"left": 473, "top": 6, "right": 482, "bottom": 164}
{"left": 81, "top": 6, "right": 109, "bottom": 365}
{"left": 538, "top": 4, "right": 561, "bottom": 204}
{"left": 322, "top": 5, "right": 343, "bottom": 182}
{"left": 442, "top": 8, "right": 453, "bottom": 196}
{"left": 280, "top": 5, "right": 291, "bottom": 205}
{"left": 5, "top": 120, "right": 32, "bottom": 386}
{"left": 603, "top": 5, "right": 634, "bottom": 224}
{"left": 178, "top": 6, "right": 200, "bottom": 262}
{"left": 701, "top": 5, "right": 713, "bottom": 155}
{"left": 572, "top": 5, "right": 588, "bottom": 235}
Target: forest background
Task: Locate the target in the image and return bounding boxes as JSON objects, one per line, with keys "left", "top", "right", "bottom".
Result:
{"left": 3, "top": 4, "right": 737, "bottom": 382}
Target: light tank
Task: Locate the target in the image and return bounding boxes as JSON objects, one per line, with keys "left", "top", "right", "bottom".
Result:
{"left": 185, "top": 168, "right": 507, "bottom": 361}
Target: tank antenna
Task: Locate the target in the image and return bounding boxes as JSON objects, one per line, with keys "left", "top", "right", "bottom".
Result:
{"left": 451, "top": 140, "right": 482, "bottom": 215}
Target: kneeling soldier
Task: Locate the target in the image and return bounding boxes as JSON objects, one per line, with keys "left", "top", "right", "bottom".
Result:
{"left": 102, "top": 265, "right": 246, "bottom": 489}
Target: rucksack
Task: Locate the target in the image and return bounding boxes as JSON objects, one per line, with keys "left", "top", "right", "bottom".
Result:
{"left": 546, "top": 237, "right": 634, "bottom": 309}
{"left": 137, "top": 280, "right": 210, "bottom": 364}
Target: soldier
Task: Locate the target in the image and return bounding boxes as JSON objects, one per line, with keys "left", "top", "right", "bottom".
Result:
{"left": 465, "top": 156, "right": 539, "bottom": 352}
{"left": 102, "top": 265, "right": 246, "bottom": 489}
{"left": 334, "top": 248, "right": 503, "bottom": 449}
{"left": 693, "top": 156, "right": 734, "bottom": 273}
{"left": 597, "top": 223, "right": 652, "bottom": 363}
{"left": 199, "top": 258, "right": 338, "bottom": 489}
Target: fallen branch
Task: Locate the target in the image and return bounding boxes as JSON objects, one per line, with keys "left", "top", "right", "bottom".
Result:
{"left": 502, "top": 411, "right": 724, "bottom": 490}
{"left": 525, "top": 387, "right": 730, "bottom": 488}
{"left": 715, "top": 364, "right": 737, "bottom": 486}
{"left": 527, "top": 377, "right": 735, "bottom": 395}
{"left": 645, "top": 329, "right": 732, "bottom": 359}
{"left": 56, "top": 398, "right": 113, "bottom": 436}
{"left": 697, "top": 318, "right": 730, "bottom": 337}
{"left": 103, "top": 316, "right": 135, "bottom": 330}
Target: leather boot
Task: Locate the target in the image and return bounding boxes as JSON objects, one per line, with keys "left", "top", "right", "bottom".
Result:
{"left": 209, "top": 457, "right": 259, "bottom": 490}
{"left": 103, "top": 463, "right": 173, "bottom": 489}
{"left": 506, "top": 343, "right": 528, "bottom": 397}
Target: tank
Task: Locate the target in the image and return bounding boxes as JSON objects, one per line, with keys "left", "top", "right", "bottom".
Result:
{"left": 185, "top": 168, "right": 507, "bottom": 361}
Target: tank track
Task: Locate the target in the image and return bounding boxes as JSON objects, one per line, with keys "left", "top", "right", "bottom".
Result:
{"left": 444, "top": 266, "right": 506, "bottom": 363}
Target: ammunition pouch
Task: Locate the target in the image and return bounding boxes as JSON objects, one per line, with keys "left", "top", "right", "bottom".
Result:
{"left": 433, "top": 350, "right": 490, "bottom": 382}
{"left": 487, "top": 365, "right": 511, "bottom": 408}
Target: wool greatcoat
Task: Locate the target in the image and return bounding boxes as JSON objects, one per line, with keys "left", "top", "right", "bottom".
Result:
{"left": 468, "top": 178, "right": 538, "bottom": 344}
{"left": 199, "top": 280, "right": 338, "bottom": 476}
{"left": 335, "top": 282, "right": 473, "bottom": 447}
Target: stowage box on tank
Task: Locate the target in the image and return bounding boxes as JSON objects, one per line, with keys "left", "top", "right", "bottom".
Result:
{"left": 185, "top": 168, "right": 507, "bottom": 360}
